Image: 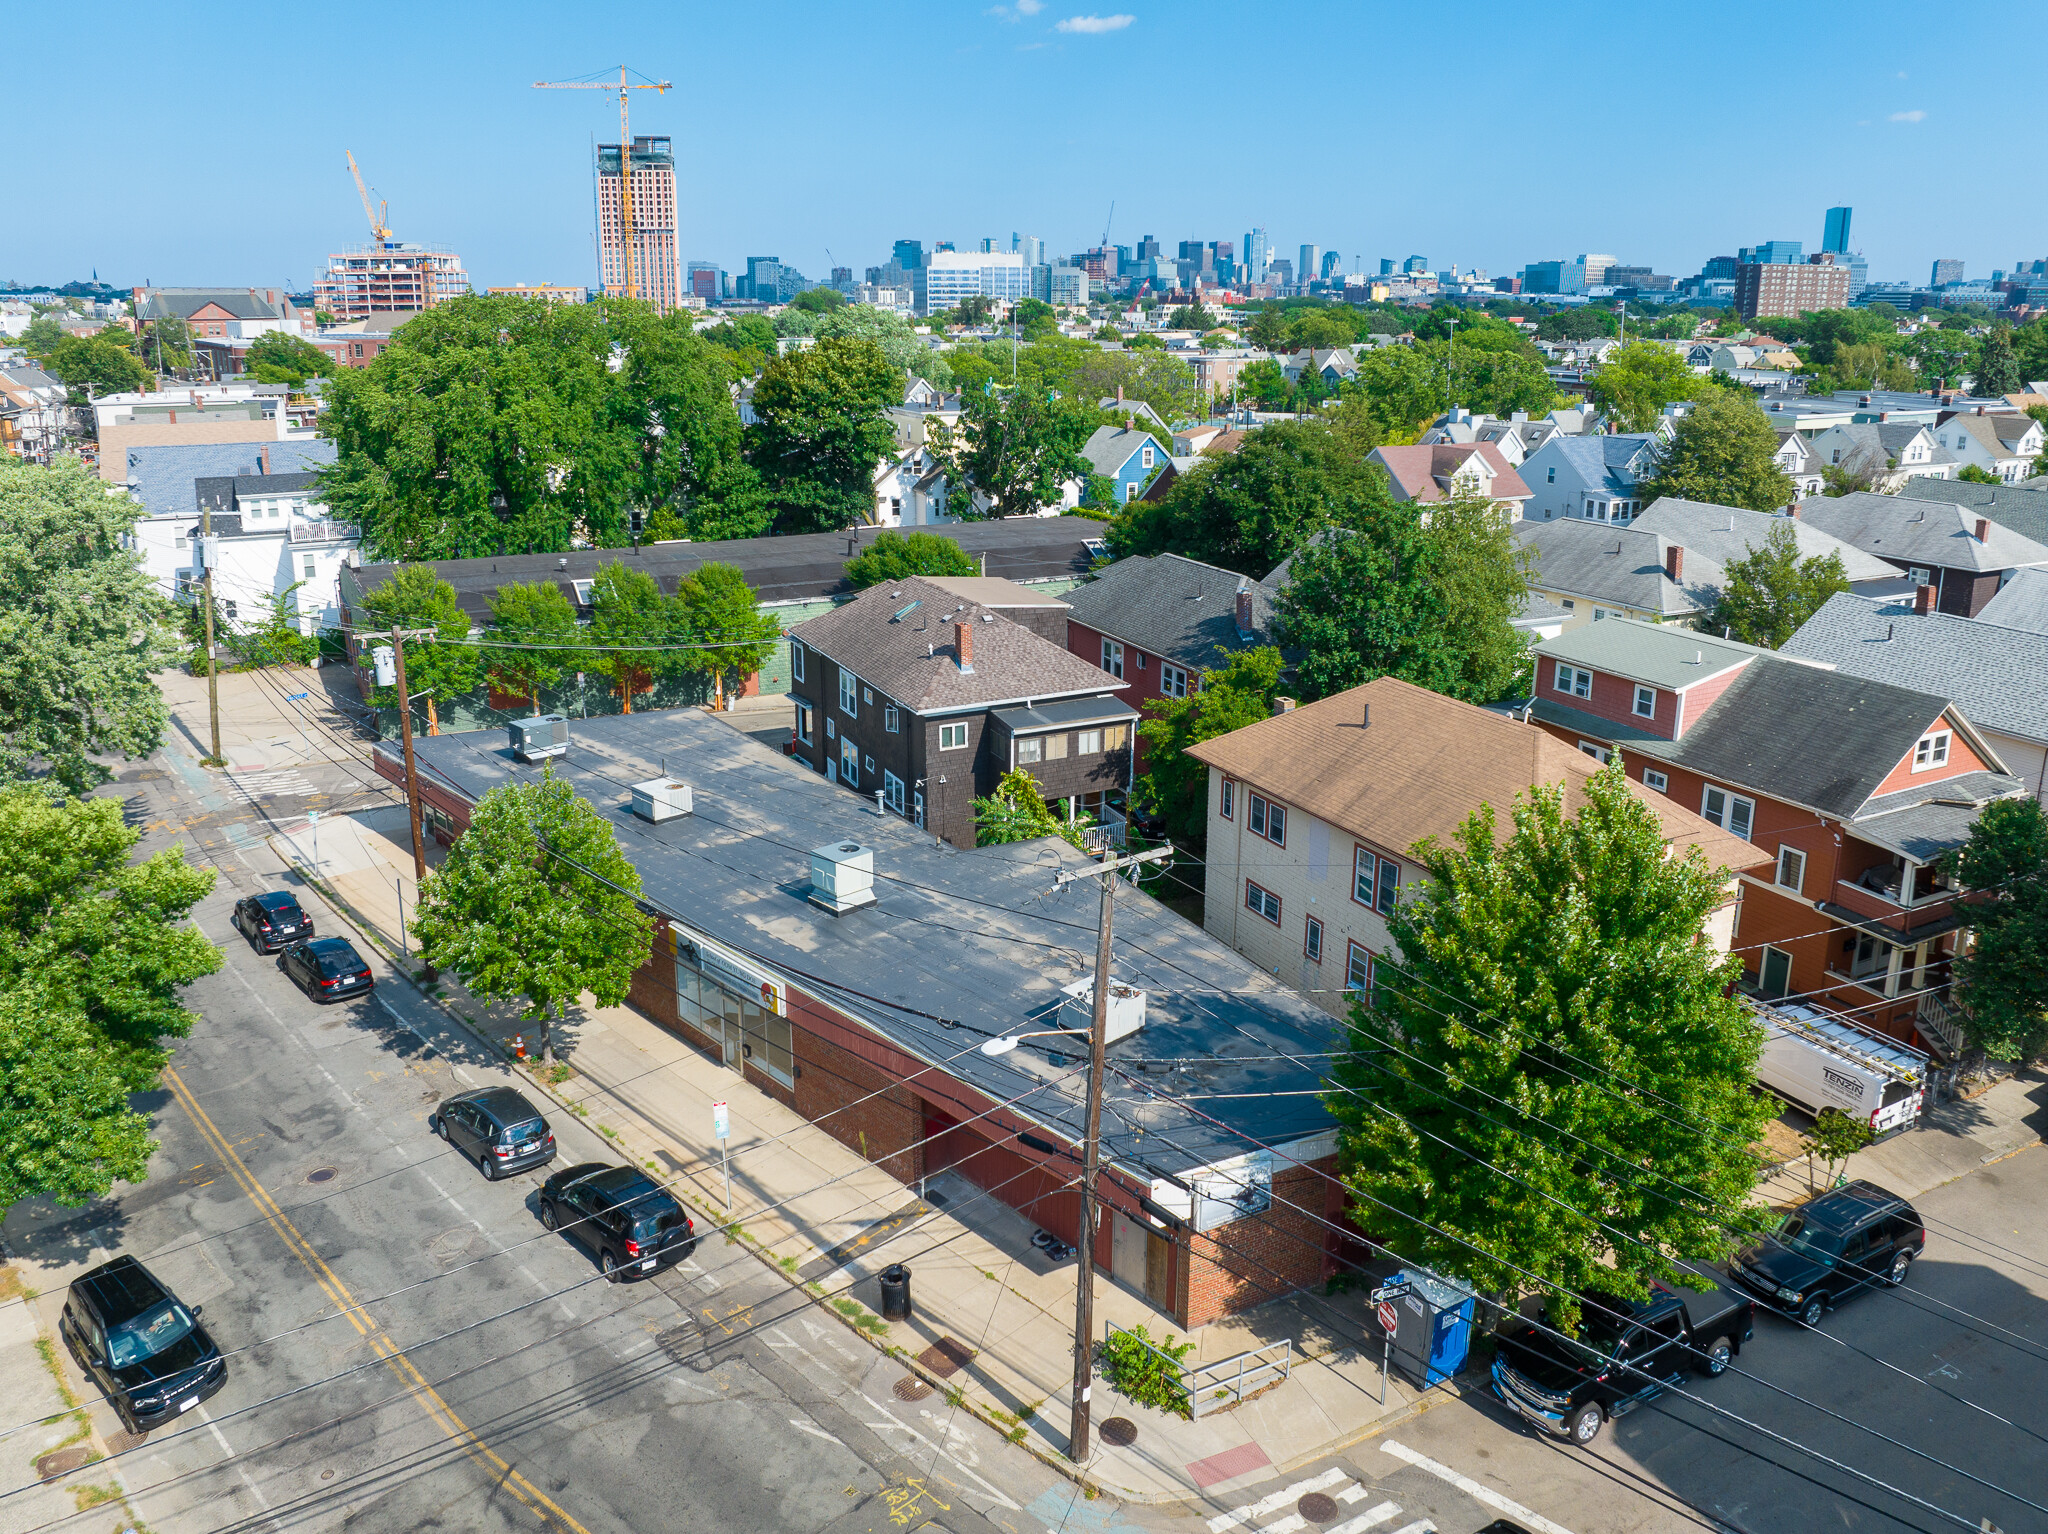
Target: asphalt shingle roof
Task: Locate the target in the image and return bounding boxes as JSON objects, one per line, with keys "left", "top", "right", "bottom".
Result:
{"left": 790, "top": 576, "right": 1124, "bottom": 714}
{"left": 1533, "top": 615, "right": 1791, "bottom": 692}
{"left": 1539, "top": 432, "right": 1662, "bottom": 494}
{"left": 396, "top": 709, "right": 1343, "bottom": 1173}
{"left": 1059, "top": 554, "right": 1276, "bottom": 669}
{"left": 1630, "top": 498, "right": 1898, "bottom": 584}
{"left": 1895, "top": 476, "right": 2048, "bottom": 548}
{"left": 1975, "top": 566, "right": 2048, "bottom": 633}
{"left": 1793, "top": 492, "right": 2048, "bottom": 573}
{"left": 122, "top": 441, "right": 337, "bottom": 519}
{"left": 1080, "top": 424, "right": 1158, "bottom": 478}
{"left": 1779, "top": 592, "right": 2048, "bottom": 746}
{"left": 1515, "top": 521, "right": 1723, "bottom": 616}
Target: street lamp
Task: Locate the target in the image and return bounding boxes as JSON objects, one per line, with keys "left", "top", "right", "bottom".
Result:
{"left": 979, "top": 1027, "right": 1084, "bottom": 1058}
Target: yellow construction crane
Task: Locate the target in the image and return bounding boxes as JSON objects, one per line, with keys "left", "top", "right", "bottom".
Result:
{"left": 345, "top": 151, "right": 392, "bottom": 244}
{"left": 533, "top": 67, "right": 672, "bottom": 302}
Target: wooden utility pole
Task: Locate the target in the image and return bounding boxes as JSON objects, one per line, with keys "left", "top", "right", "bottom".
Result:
{"left": 388, "top": 624, "right": 435, "bottom": 883}
{"left": 1055, "top": 842, "right": 1172, "bottom": 1463}
{"left": 200, "top": 498, "right": 223, "bottom": 767}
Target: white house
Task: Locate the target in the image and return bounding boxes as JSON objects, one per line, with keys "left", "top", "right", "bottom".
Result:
{"left": 1806, "top": 421, "right": 1954, "bottom": 493}
{"left": 1516, "top": 431, "right": 1664, "bottom": 522}
{"left": 1934, "top": 410, "right": 2044, "bottom": 482}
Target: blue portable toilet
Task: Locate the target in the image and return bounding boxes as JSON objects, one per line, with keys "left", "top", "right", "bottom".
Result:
{"left": 1389, "top": 1269, "right": 1477, "bottom": 1387}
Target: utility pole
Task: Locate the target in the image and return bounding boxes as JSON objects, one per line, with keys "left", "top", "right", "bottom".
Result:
{"left": 200, "top": 497, "right": 223, "bottom": 767}
{"left": 387, "top": 624, "right": 436, "bottom": 884}
{"left": 1054, "top": 842, "right": 1172, "bottom": 1463}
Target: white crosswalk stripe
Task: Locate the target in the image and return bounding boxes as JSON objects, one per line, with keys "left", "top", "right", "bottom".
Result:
{"left": 225, "top": 770, "right": 319, "bottom": 797}
{"left": 1381, "top": 1439, "right": 1577, "bottom": 1534}
{"left": 1206, "top": 1468, "right": 1352, "bottom": 1532}
{"left": 1327, "top": 1503, "right": 1403, "bottom": 1534}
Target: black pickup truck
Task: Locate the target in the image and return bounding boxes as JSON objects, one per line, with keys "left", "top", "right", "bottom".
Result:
{"left": 1490, "top": 1264, "right": 1755, "bottom": 1446}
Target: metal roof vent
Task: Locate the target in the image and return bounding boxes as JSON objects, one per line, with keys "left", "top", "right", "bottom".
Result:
{"left": 508, "top": 715, "right": 569, "bottom": 762}
{"left": 1061, "top": 976, "right": 1147, "bottom": 1044}
{"left": 809, "top": 841, "right": 877, "bottom": 915}
{"left": 631, "top": 778, "right": 693, "bottom": 822}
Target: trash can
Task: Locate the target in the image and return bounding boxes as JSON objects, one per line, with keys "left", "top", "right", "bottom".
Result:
{"left": 878, "top": 1264, "right": 913, "bottom": 1321}
{"left": 1388, "top": 1269, "right": 1475, "bottom": 1388}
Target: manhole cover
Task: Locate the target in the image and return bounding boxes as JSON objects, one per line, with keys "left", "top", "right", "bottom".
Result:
{"left": 103, "top": 1429, "right": 148, "bottom": 1455}
{"left": 1099, "top": 1417, "right": 1138, "bottom": 1447}
{"left": 36, "top": 1446, "right": 92, "bottom": 1481}
{"left": 916, "top": 1336, "right": 976, "bottom": 1378}
{"left": 892, "top": 1375, "right": 933, "bottom": 1402}
{"left": 306, "top": 1168, "right": 338, "bottom": 1184}
{"left": 321, "top": 1469, "right": 335, "bottom": 1481}
{"left": 1297, "top": 1492, "right": 1339, "bottom": 1523}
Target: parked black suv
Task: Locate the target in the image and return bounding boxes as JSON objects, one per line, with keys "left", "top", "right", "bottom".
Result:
{"left": 432, "top": 1087, "right": 558, "bottom": 1180}
{"left": 539, "top": 1162, "right": 696, "bottom": 1281}
{"left": 1726, "top": 1179, "right": 1924, "bottom": 1327}
{"left": 233, "top": 891, "right": 312, "bottom": 953}
{"left": 280, "top": 937, "right": 375, "bottom": 1002}
{"left": 61, "top": 1256, "right": 227, "bottom": 1434}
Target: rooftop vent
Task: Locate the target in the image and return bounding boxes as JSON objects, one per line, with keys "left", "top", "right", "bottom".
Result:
{"left": 809, "top": 840, "right": 877, "bottom": 915}
{"left": 1060, "top": 976, "right": 1147, "bottom": 1044}
{"left": 509, "top": 715, "right": 569, "bottom": 762}
{"left": 630, "top": 778, "right": 694, "bottom": 822}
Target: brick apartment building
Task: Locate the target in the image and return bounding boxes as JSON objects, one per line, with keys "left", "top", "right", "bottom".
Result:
{"left": 1735, "top": 254, "right": 1852, "bottom": 320}
{"left": 380, "top": 707, "right": 1363, "bottom": 1329}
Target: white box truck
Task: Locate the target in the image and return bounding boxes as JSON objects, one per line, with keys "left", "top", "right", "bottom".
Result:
{"left": 1747, "top": 998, "right": 1928, "bottom": 1137}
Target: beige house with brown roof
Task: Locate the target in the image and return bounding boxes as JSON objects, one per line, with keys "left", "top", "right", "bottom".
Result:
{"left": 1185, "top": 676, "right": 1763, "bottom": 1016}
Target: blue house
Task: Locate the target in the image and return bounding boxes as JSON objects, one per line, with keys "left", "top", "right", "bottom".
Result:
{"left": 1080, "top": 424, "right": 1165, "bottom": 505}
{"left": 1517, "top": 432, "right": 1664, "bottom": 523}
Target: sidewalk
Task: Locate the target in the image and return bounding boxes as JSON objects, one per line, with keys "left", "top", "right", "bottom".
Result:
{"left": 0, "top": 1279, "right": 142, "bottom": 1534}
{"left": 268, "top": 808, "right": 1436, "bottom": 1503}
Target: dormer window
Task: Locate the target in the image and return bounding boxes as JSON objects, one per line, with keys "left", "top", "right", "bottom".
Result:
{"left": 1913, "top": 730, "right": 1951, "bottom": 770}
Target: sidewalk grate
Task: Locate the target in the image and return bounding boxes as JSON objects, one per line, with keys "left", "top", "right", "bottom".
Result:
{"left": 892, "top": 1376, "right": 933, "bottom": 1402}
{"left": 102, "top": 1429, "right": 148, "bottom": 1455}
{"left": 916, "top": 1336, "right": 976, "bottom": 1378}
{"left": 1297, "top": 1493, "right": 1338, "bottom": 1523}
{"left": 1100, "top": 1416, "right": 1138, "bottom": 1447}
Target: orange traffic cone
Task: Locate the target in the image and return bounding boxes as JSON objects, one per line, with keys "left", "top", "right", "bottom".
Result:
{"left": 513, "top": 1035, "right": 527, "bottom": 1060}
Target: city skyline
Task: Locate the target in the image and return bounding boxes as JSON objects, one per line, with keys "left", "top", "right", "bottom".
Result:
{"left": 3, "top": 0, "right": 2039, "bottom": 295}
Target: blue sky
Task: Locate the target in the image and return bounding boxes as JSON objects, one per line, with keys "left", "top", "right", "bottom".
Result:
{"left": 7, "top": 1, "right": 2042, "bottom": 294}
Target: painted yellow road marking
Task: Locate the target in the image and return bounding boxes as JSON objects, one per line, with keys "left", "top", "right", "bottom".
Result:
{"left": 164, "top": 1067, "right": 590, "bottom": 1533}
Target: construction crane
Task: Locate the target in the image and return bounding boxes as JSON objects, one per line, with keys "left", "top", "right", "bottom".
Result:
{"left": 533, "top": 67, "right": 672, "bottom": 302}
{"left": 346, "top": 151, "right": 392, "bottom": 244}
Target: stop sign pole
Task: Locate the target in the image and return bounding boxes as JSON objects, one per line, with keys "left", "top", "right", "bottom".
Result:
{"left": 1371, "top": 1283, "right": 1407, "bottom": 1405}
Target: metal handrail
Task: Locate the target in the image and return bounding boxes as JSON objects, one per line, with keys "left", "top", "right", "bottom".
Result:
{"left": 1189, "top": 1340, "right": 1293, "bottom": 1418}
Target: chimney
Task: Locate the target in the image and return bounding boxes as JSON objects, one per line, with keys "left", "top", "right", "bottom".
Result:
{"left": 1976, "top": 404, "right": 1986, "bottom": 415}
{"left": 1116, "top": 384, "right": 1124, "bottom": 404}
{"left": 1787, "top": 504, "right": 1800, "bottom": 520}
{"left": 1665, "top": 545, "right": 1683, "bottom": 581}
{"left": 1975, "top": 517, "right": 1990, "bottom": 542}
{"left": 955, "top": 619, "right": 974, "bottom": 673}
{"left": 1234, "top": 585, "right": 1254, "bottom": 636}
{"left": 1270, "top": 696, "right": 1297, "bottom": 715}
{"left": 260, "top": 444, "right": 270, "bottom": 475}
{"left": 1914, "top": 583, "right": 1935, "bottom": 615}
{"left": 1859, "top": 394, "right": 1872, "bottom": 406}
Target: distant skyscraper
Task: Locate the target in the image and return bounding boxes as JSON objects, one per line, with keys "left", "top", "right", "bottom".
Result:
{"left": 1320, "top": 250, "right": 1343, "bottom": 281}
{"left": 1137, "top": 234, "right": 1162, "bottom": 261}
{"left": 892, "top": 239, "right": 926, "bottom": 271}
{"left": 1245, "top": 227, "right": 1269, "bottom": 284}
{"left": 1269, "top": 257, "right": 1294, "bottom": 288}
{"left": 595, "top": 136, "right": 680, "bottom": 312}
{"left": 979, "top": 237, "right": 997, "bottom": 254}
{"left": 1739, "top": 240, "right": 1802, "bottom": 265}
{"left": 1931, "top": 257, "right": 1965, "bottom": 287}
{"left": 1379, "top": 258, "right": 1394, "bottom": 276}
{"left": 1403, "top": 254, "right": 1428, "bottom": 275}
{"left": 1579, "top": 253, "right": 1617, "bottom": 287}
{"left": 922, "top": 251, "right": 1027, "bottom": 313}
{"left": 1011, "top": 233, "right": 1045, "bottom": 268}
{"left": 1823, "top": 206, "right": 1852, "bottom": 254}
{"left": 1298, "top": 245, "right": 1319, "bottom": 286}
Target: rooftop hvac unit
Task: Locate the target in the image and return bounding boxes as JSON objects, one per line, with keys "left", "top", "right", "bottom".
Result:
{"left": 808, "top": 840, "right": 877, "bottom": 915}
{"left": 630, "top": 778, "right": 694, "bottom": 822}
{"left": 508, "top": 715, "right": 569, "bottom": 763}
{"left": 1060, "top": 975, "right": 1147, "bottom": 1044}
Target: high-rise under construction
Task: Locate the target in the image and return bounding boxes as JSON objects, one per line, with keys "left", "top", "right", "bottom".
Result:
{"left": 596, "top": 136, "right": 680, "bottom": 312}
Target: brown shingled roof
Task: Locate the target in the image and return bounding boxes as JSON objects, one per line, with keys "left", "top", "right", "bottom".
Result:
{"left": 1185, "top": 675, "right": 1765, "bottom": 871}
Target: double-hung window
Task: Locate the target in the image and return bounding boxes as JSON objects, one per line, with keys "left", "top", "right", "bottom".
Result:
{"left": 1015, "top": 736, "right": 1043, "bottom": 765}
{"left": 839, "top": 738, "right": 859, "bottom": 787}
{"left": 1775, "top": 844, "right": 1806, "bottom": 894}
{"left": 1700, "top": 784, "right": 1755, "bottom": 841}
{"left": 1304, "top": 916, "right": 1324, "bottom": 963}
{"left": 1554, "top": 663, "right": 1592, "bottom": 699}
{"left": 1077, "top": 729, "right": 1103, "bottom": 754}
{"left": 1642, "top": 768, "right": 1668, "bottom": 793}
{"left": 883, "top": 771, "right": 906, "bottom": 815}
{"left": 1633, "top": 684, "right": 1656, "bottom": 718}
{"left": 1345, "top": 942, "right": 1374, "bottom": 993}
{"left": 838, "top": 669, "right": 858, "bottom": 716}
{"left": 884, "top": 705, "right": 900, "bottom": 734}
{"left": 795, "top": 704, "right": 813, "bottom": 745}
{"left": 1353, "top": 847, "right": 1398, "bottom": 913}
{"left": 1220, "top": 778, "right": 1235, "bottom": 819}
{"left": 1101, "top": 638, "right": 1124, "bottom": 679}
{"left": 1244, "top": 880, "right": 1281, "bottom": 925}
{"left": 1159, "top": 662, "right": 1188, "bottom": 699}
{"left": 790, "top": 643, "right": 805, "bottom": 683}
{"left": 1248, "top": 793, "right": 1286, "bottom": 845}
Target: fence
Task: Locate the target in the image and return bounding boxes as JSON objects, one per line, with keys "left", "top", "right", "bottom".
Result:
{"left": 1103, "top": 1321, "right": 1292, "bottom": 1419}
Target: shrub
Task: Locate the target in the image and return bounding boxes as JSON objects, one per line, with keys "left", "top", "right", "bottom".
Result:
{"left": 1095, "top": 1324, "right": 1193, "bottom": 1417}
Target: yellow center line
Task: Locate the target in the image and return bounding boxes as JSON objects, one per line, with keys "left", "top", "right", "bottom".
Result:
{"left": 164, "top": 1067, "right": 592, "bottom": 1534}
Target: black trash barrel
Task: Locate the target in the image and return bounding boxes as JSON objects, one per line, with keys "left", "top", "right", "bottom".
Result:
{"left": 879, "top": 1264, "right": 913, "bottom": 1321}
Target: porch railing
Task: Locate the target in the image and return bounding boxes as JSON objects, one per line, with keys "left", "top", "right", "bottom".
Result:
{"left": 1915, "top": 989, "right": 1971, "bottom": 1063}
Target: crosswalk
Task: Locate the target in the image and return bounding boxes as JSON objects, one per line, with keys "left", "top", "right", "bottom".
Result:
{"left": 224, "top": 769, "right": 321, "bottom": 798}
{"left": 1206, "top": 1468, "right": 1431, "bottom": 1534}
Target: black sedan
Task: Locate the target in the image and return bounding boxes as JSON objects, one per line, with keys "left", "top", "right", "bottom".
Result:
{"left": 432, "top": 1086, "right": 558, "bottom": 1180}
{"left": 539, "top": 1162, "right": 695, "bottom": 1281}
{"left": 280, "top": 937, "right": 375, "bottom": 1002}
{"left": 233, "top": 891, "right": 313, "bottom": 952}
{"left": 61, "top": 1256, "right": 227, "bottom": 1435}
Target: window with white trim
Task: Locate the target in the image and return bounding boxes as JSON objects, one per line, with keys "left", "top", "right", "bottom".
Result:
{"left": 1912, "top": 730, "right": 1951, "bottom": 770}
{"left": 884, "top": 705, "right": 900, "bottom": 734}
{"left": 1077, "top": 729, "right": 1102, "bottom": 754}
{"left": 1016, "top": 736, "right": 1043, "bottom": 765}
{"left": 1554, "top": 662, "right": 1592, "bottom": 699}
{"left": 1345, "top": 942, "right": 1374, "bottom": 993}
{"left": 1775, "top": 844, "right": 1806, "bottom": 894}
{"left": 939, "top": 721, "right": 969, "bottom": 751}
{"left": 838, "top": 669, "right": 858, "bottom": 716}
{"left": 795, "top": 704, "right": 813, "bottom": 745}
{"left": 1642, "top": 768, "right": 1668, "bottom": 793}
{"left": 1304, "top": 916, "right": 1324, "bottom": 963}
{"left": 1101, "top": 638, "right": 1124, "bottom": 678}
{"left": 1160, "top": 662, "right": 1188, "bottom": 699}
{"left": 790, "top": 642, "right": 805, "bottom": 682}
{"left": 1577, "top": 741, "right": 1611, "bottom": 764}
{"left": 1245, "top": 880, "right": 1281, "bottom": 924}
{"left": 1633, "top": 683, "right": 1656, "bottom": 718}
{"left": 1700, "top": 784, "right": 1755, "bottom": 840}
{"left": 1220, "top": 778, "right": 1234, "bottom": 819}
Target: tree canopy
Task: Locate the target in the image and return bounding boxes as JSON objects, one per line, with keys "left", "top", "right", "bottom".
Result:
{"left": 931, "top": 386, "right": 1094, "bottom": 518}
{"left": 845, "top": 530, "right": 979, "bottom": 588}
{"left": 357, "top": 565, "right": 477, "bottom": 735}
{"left": 42, "top": 334, "right": 153, "bottom": 400}
{"left": 1638, "top": 393, "right": 1796, "bottom": 512}
{"left": 748, "top": 334, "right": 900, "bottom": 535}
{"left": 246, "top": 331, "right": 334, "bottom": 387}
{"left": 414, "top": 769, "right": 653, "bottom": 1061}
{"left": 1948, "top": 796, "right": 2048, "bottom": 1061}
{"left": 675, "top": 561, "right": 781, "bottom": 708}
{"left": 1704, "top": 521, "right": 1850, "bottom": 649}
{"left": 1590, "top": 341, "right": 1700, "bottom": 431}
{"left": 0, "top": 458, "right": 172, "bottom": 796}
{"left": 1135, "top": 648, "right": 1283, "bottom": 847}
{"left": 484, "top": 581, "right": 584, "bottom": 712}
{"left": 1327, "top": 762, "right": 1772, "bottom": 1330}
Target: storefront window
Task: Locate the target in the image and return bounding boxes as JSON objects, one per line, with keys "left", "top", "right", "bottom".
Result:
{"left": 674, "top": 941, "right": 794, "bottom": 1085}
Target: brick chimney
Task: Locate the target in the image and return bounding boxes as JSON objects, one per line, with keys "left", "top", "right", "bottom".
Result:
{"left": 1270, "top": 696, "right": 1296, "bottom": 716}
{"left": 1914, "top": 583, "right": 1936, "bottom": 615}
{"left": 1787, "top": 504, "right": 1800, "bottom": 520}
{"left": 1975, "top": 517, "right": 1990, "bottom": 541}
{"left": 1665, "top": 544, "right": 1684, "bottom": 581}
{"left": 259, "top": 445, "right": 270, "bottom": 475}
{"left": 1234, "top": 585, "right": 1254, "bottom": 636}
{"left": 955, "top": 619, "right": 974, "bottom": 673}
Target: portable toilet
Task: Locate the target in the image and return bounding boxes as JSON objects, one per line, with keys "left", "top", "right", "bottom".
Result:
{"left": 1389, "top": 1268, "right": 1477, "bottom": 1388}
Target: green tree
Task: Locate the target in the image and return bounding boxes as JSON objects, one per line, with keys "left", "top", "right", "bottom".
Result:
{"left": 935, "top": 386, "right": 1093, "bottom": 518}
{"left": 1169, "top": 304, "right": 1217, "bottom": 331}
{"left": 1326, "top": 763, "right": 1772, "bottom": 1331}
{"left": 359, "top": 564, "right": 478, "bottom": 734}
{"left": 137, "top": 316, "right": 195, "bottom": 375}
{"left": 414, "top": 769, "right": 653, "bottom": 1063}
{"left": 0, "top": 458, "right": 172, "bottom": 796}
{"left": 844, "top": 530, "right": 978, "bottom": 589}
{"left": 1246, "top": 306, "right": 1289, "bottom": 350}
{"left": 1590, "top": 342, "right": 1699, "bottom": 431}
{"left": 1975, "top": 325, "right": 2021, "bottom": 398}
{"left": 484, "top": 581, "right": 583, "bottom": 713}
{"left": 1066, "top": 348, "right": 1199, "bottom": 423}
{"left": 1799, "top": 1110, "right": 1873, "bottom": 1196}
{"left": 787, "top": 285, "right": 848, "bottom": 314}
{"left": 1094, "top": 323, "right": 1125, "bottom": 344}
{"left": 245, "top": 331, "right": 334, "bottom": 386}
{"left": 1237, "top": 358, "right": 1291, "bottom": 409}
{"left": 1134, "top": 647, "right": 1283, "bottom": 848}
{"left": 1956, "top": 463, "right": 2001, "bottom": 485}
{"left": 748, "top": 334, "right": 900, "bottom": 534}
{"left": 589, "top": 560, "right": 677, "bottom": 713}
{"left": 19, "top": 313, "right": 65, "bottom": 359}
{"left": 1536, "top": 309, "right": 1617, "bottom": 342}
{"left": 42, "top": 334, "right": 153, "bottom": 400}
{"left": 1013, "top": 298, "right": 1058, "bottom": 339}
{"left": 0, "top": 791, "right": 221, "bottom": 1209}
{"left": 1947, "top": 797, "right": 2048, "bottom": 1061}
{"left": 676, "top": 561, "right": 780, "bottom": 709}
{"left": 616, "top": 315, "right": 765, "bottom": 541}
{"left": 1704, "top": 522, "right": 1850, "bottom": 649}
{"left": 812, "top": 304, "right": 954, "bottom": 389}
{"left": 701, "top": 314, "right": 779, "bottom": 374}
{"left": 1638, "top": 392, "right": 1796, "bottom": 511}
{"left": 2011, "top": 317, "right": 2048, "bottom": 385}
{"left": 1425, "top": 486, "right": 1539, "bottom": 701}
{"left": 973, "top": 769, "right": 1088, "bottom": 852}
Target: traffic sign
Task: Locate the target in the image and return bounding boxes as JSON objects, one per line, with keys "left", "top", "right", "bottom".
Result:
{"left": 1377, "top": 1300, "right": 1399, "bottom": 1335}
{"left": 712, "top": 1101, "right": 729, "bottom": 1141}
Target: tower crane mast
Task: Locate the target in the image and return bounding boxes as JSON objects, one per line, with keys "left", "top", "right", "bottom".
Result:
{"left": 533, "top": 67, "right": 673, "bottom": 302}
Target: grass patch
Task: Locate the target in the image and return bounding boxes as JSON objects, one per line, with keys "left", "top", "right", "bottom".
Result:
{"left": 569, "top": 1103, "right": 588, "bottom": 1117}
{"left": 33, "top": 1339, "right": 80, "bottom": 1410}
{"left": 778, "top": 1255, "right": 798, "bottom": 1273}
{"left": 944, "top": 1384, "right": 965, "bottom": 1408}
{"left": 1083, "top": 1484, "right": 1099, "bottom": 1500}
{"left": 549, "top": 1064, "right": 575, "bottom": 1085}
{"left": 0, "top": 1266, "right": 25, "bottom": 1302}
{"left": 1018, "top": 1400, "right": 1039, "bottom": 1420}
{"left": 71, "top": 1484, "right": 121, "bottom": 1512}
{"left": 1007, "top": 1424, "right": 1028, "bottom": 1444}
{"left": 598, "top": 1124, "right": 619, "bottom": 1140}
